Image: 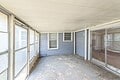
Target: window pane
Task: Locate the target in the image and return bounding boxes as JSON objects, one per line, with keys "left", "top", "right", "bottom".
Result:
{"left": 30, "top": 45, "right": 34, "bottom": 60}
{"left": 0, "top": 70, "right": 7, "bottom": 80}
{"left": 0, "top": 12, "right": 8, "bottom": 32}
{"left": 0, "top": 33, "right": 8, "bottom": 53}
{"left": 49, "top": 40, "right": 57, "bottom": 48}
{"left": 15, "top": 48, "right": 27, "bottom": 76}
{"left": 15, "top": 65, "right": 27, "bottom": 80}
{"left": 91, "top": 29, "right": 105, "bottom": 62}
{"left": 30, "top": 29, "right": 34, "bottom": 44}
{"left": 49, "top": 33, "right": 57, "bottom": 40}
{"left": 107, "top": 28, "right": 120, "bottom": 69}
{"left": 36, "top": 43, "right": 39, "bottom": 53}
{"left": 64, "top": 33, "right": 72, "bottom": 41}
{"left": 0, "top": 54, "right": 8, "bottom": 73}
{"left": 49, "top": 33, "right": 58, "bottom": 49}
{"left": 15, "top": 25, "right": 27, "bottom": 50}
{"left": 35, "top": 33, "right": 39, "bottom": 42}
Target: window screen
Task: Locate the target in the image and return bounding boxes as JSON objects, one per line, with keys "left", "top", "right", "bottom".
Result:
{"left": 48, "top": 33, "right": 58, "bottom": 49}
{"left": 15, "top": 24, "right": 28, "bottom": 80}
{"left": 0, "top": 12, "right": 8, "bottom": 80}
{"left": 30, "top": 29, "right": 35, "bottom": 60}
{"left": 63, "top": 32, "right": 72, "bottom": 41}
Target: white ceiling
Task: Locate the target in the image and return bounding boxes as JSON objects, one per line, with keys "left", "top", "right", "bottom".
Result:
{"left": 0, "top": 0, "right": 120, "bottom": 32}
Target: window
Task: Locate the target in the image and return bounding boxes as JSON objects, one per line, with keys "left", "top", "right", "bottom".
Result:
{"left": 63, "top": 32, "right": 72, "bottom": 42}
{"left": 15, "top": 24, "right": 28, "bottom": 80}
{"left": 30, "top": 29, "right": 35, "bottom": 60}
{"left": 48, "top": 33, "right": 58, "bottom": 49}
{"left": 35, "top": 32, "right": 39, "bottom": 54}
{"left": 0, "top": 12, "right": 8, "bottom": 80}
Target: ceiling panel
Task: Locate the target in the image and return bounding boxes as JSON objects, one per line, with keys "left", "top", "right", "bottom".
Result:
{"left": 0, "top": 0, "right": 120, "bottom": 32}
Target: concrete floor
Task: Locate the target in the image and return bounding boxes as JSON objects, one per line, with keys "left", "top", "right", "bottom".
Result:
{"left": 28, "top": 55, "right": 120, "bottom": 80}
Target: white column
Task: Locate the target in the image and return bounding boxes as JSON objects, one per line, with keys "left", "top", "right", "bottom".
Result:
{"left": 88, "top": 29, "right": 91, "bottom": 61}
{"left": 8, "top": 14, "right": 14, "bottom": 80}
{"left": 27, "top": 28, "right": 30, "bottom": 76}
{"left": 74, "top": 32, "right": 76, "bottom": 55}
{"left": 84, "top": 29, "right": 87, "bottom": 60}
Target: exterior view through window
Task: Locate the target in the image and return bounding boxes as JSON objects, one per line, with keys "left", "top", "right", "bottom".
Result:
{"left": 91, "top": 27, "right": 120, "bottom": 73}
{"left": 35, "top": 32, "right": 39, "bottom": 55}
{"left": 0, "top": 12, "right": 8, "bottom": 80}
{"left": 30, "top": 29, "right": 35, "bottom": 61}
{"left": 15, "top": 24, "right": 28, "bottom": 80}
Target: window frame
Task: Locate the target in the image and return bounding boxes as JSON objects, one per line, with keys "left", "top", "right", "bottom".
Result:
{"left": 63, "top": 32, "right": 73, "bottom": 42}
{"left": 14, "top": 21, "right": 28, "bottom": 78}
{"left": 35, "top": 32, "right": 39, "bottom": 54}
{"left": 0, "top": 11, "right": 9, "bottom": 80}
{"left": 48, "top": 33, "right": 59, "bottom": 50}
{"left": 29, "top": 29, "right": 35, "bottom": 61}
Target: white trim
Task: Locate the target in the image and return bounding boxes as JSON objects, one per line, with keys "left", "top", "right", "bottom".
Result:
{"left": 90, "top": 21, "right": 120, "bottom": 31}
{"left": 63, "top": 32, "right": 73, "bottom": 42}
{"left": 84, "top": 29, "right": 87, "bottom": 60}
{"left": 74, "top": 32, "right": 76, "bottom": 55}
{"left": 27, "top": 28, "right": 30, "bottom": 76}
{"left": 91, "top": 58, "right": 105, "bottom": 66}
{"left": 40, "top": 31, "right": 74, "bottom": 33}
{"left": 8, "top": 14, "right": 14, "bottom": 80}
{"left": 48, "top": 33, "right": 59, "bottom": 50}
{"left": 88, "top": 29, "right": 91, "bottom": 61}
{"left": 74, "top": 28, "right": 87, "bottom": 32}
{"left": 91, "top": 58, "right": 120, "bottom": 76}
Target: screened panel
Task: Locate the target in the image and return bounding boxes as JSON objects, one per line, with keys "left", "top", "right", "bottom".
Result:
{"left": 0, "top": 33, "right": 8, "bottom": 53}
{"left": 36, "top": 43, "right": 39, "bottom": 53}
{"left": 0, "top": 12, "right": 8, "bottom": 80}
{"left": 30, "top": 45, "right": 35, "bottom": 60}
{"left": 35, "top": 33, "right": 39, "bottom": 42}
{"left": 15, "top": 48, "right": 27, "bottom": 76}
{"left": 0, "top": 70, "right": 7, "bottom": 80}
{"left": 15, "top": 65, "right": 27, "bottom": 80}
{"left": 0, "top": 54, "right": 8, "bottom": 73}
{"left": 30, "top": 29, "right": 34, "bottom": 44}
{"left": 107, "top": 28, "right": 120, "bottom": 69}
{"left": 15, "top": 25, "right": 27, "bottom": 50}
{"left": 0, "top": 12, "right": 8, "bottom": 32}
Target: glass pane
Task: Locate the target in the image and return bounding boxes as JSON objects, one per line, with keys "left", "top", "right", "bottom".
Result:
{"left": 107, "top": 28, "right": 120, "bottom": 69}
{"left": 15, "top": 48, "right": 27, "bottom": 76}
{"left": 0, "top": 53, "right": 8, "bottom": 73}
{"left": 49, "top": 40, "right": 57, "bottom": 48}
{"left": 15, "top": 65, "right": 27, "bottom": 80}
{"left": 30, "top": 45, "right": 35, "bottom": 60}
{"left": 0, "top": 33, "right": 8, "bottom": 53}
{"left": 91, "top": 29, "right": 105, "bottom": 62}
{"left": 0, "top": 70, "right": 7, "bottom": 80}
{"left": 30, "top": 29, "right": 34, "bottom": 44}
{"left": 35, "top": 33, "right": 39, "bottom": 42}
{"left": 15, "top": 25, "right": 27, "bottom": 50}
{"left": 35, "top": 43, "right": 39, "bottom": 53}
{"left": 0, "top": 12, "right": 8, "bottom": 32}
{"left": 64, "top": 33, "right": 71, "bottom": 40}
{"left": 49, "top": 33, "right": 57, "bottom": 40}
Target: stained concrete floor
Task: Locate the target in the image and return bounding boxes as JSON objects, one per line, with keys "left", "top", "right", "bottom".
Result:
{"left": 28, "top": 55, "right": 120, "bottom": 80}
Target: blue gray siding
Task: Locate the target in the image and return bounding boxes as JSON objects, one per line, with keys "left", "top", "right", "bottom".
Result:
{"left": 75, "top": 31, "right": 85, "bottom": 57}
{"left": 40, "top": 33, "right": 74, "bottom": 56}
